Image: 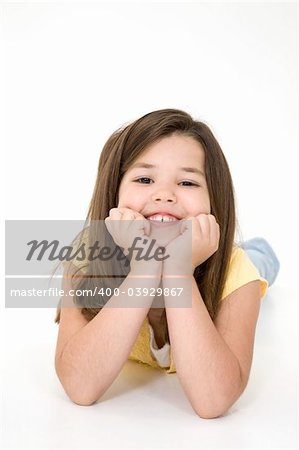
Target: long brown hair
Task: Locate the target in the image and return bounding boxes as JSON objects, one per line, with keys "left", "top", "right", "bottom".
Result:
{"left": 55, "top": 108, "right": 236, "bottom": 324}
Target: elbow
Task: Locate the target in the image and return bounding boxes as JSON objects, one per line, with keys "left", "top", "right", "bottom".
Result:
{"left": 191, "top": 384, "right": 244, "bottom": 420}
{"left": 68, "top": 391, "right": 98, "bottom": 407}
{"left": 55, "top": 358, "right": 101, "bottom": 407}
{"left": 190, "top": 393, "right": 230, "bottom": 418}
{"left": 192, "top": 403, "right": 229, "bottom": 419}
{"left": 191, "top": 395, "right": 234, "bottom": 418}
{"left": 196, "top": 374, "right": 246, "bottom": 419}
{"left": 61, "top": 377, "right": 101, "bottom": 406}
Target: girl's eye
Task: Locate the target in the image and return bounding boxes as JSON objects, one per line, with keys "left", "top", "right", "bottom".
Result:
{"left": 133, "top": 178, "right": 198, "bottom": 186}
{"left": 134, "top": 177, "right": 153, "bottom": 184}
{"left": 179, "top": 181, "right": 197, "bottom": 186}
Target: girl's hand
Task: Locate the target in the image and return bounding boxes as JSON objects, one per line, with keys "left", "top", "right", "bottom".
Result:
{"left": 163, "top": 214, "right": 220, "bottom": 275}
{"left": 105, "top": 207, "right": 149, "bottom": 253}
{"left": 104, "top": 207, "right": 163, "bottom": 276}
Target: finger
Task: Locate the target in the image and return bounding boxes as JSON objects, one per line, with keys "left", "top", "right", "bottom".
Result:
{"left": 118, "top": 208, "right": 149, "bottom": 235}
{"left": 104, "top": 210, "right": 122, "bottom": 242}
{"left": 122, "top": 210, "right": 136, "bottom": 220}
{"left": 142, "top": 219, "right": 151, "bottom": 236}
{"left": 131, "top": 215, "right": 151, "bottom": 237}
{"left": 133, "top": 211, "right": 146, "bottom": 220}
{"left": 109, "top": 209, "right": 134, "bottom": 239}
{"left": 116, "top": 207, "right": 133, "bottom": 214}
{"left": 104, "top": 216, "right": 118, "bottom": 239}
{"left": 196, "top": 214, "right": 210, "bottom": 239}
{"left": 117, "top": 207, "right": 145, "bottom": 220}
{"left": 110, "top": 207, "right": 149, "bottom": 237}
{"left": 180, "top": 216, "right": 193, "bottom": 234}
{"left": 109, "top": 208, "right": 123, "bottom": 219}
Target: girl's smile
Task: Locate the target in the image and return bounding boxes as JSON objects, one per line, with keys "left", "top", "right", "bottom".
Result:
{"left": 146, "top": 212, "right": 180, "bottom": 226}
{"left": 117, "top": 133, "right": 211, "bottom": 224}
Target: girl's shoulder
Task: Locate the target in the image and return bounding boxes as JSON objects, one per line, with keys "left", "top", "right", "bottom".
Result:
{"left": 220, "top": 245, "right": 268, "bottom": 301}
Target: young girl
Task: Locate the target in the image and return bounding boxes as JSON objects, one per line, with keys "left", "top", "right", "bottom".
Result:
{"left": 54, "top": 108, "right": 279, "bottom": 418}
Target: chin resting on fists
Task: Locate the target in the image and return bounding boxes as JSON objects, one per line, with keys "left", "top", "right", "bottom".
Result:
{"left": 104, "top": 207, "right": 163, "bottom": 275}
{"left": 163, "top": 213, "right": 220, "bottom": 275}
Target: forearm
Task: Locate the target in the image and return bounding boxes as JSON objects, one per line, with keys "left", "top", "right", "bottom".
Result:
{"left": 164, "top": 275, "right": 242, "bottom": 418}
{"left": 57, "top": 273, "right": 160, "bottom": 405}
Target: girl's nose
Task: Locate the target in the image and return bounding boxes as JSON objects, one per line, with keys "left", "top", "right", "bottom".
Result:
{"left": 151, "top": 187, "right": 176, "bottom": 203}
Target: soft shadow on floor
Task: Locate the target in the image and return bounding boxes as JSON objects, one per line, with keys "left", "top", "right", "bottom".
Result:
{"left": 97, "top": 360, "right": 163, "bottom": 403}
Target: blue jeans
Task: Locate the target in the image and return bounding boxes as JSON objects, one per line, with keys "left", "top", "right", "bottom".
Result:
{"left": 241, "top": 237, "right": 280, "bottom": 287}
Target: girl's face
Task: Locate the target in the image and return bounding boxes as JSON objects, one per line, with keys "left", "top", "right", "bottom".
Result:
{"left": 118, "top": 133, "right": 211, "bottom": 219}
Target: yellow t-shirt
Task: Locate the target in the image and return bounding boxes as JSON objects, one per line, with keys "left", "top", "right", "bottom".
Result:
{"left": 128, "top": 246, "right": 268, "bottom": 374}
{"left": 62, "top": 235, "right": 268, "bottom": 375}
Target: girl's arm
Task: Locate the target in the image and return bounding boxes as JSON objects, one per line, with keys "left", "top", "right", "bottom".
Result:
{"left": 164, "top": 275, "right": 261, "bottom": 419}
{"left": 55, "top": 264, "right": 161, "bottom": 406}
{"left": 56, "top": 207, "right": 162, "bottom": 405}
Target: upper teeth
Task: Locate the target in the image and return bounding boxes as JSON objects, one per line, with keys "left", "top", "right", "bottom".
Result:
{"left": 147, "top": 214, "right": 178, "bottom": 222}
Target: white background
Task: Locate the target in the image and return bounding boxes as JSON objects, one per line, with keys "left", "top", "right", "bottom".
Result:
{"left": 1, "top": 1, "right": 298, "bottom": 449}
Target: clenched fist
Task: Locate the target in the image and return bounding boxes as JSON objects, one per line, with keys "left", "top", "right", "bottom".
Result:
{"left": 163, "top": 213, "right": 220, "bottom": 275}
{"left": 104, "top": 207, "right": 163, "bottom": 276}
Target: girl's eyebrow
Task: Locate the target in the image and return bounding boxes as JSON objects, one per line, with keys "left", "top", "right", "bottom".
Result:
{"left": 130, "top": 162, "right": 205, "bottom": 178}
